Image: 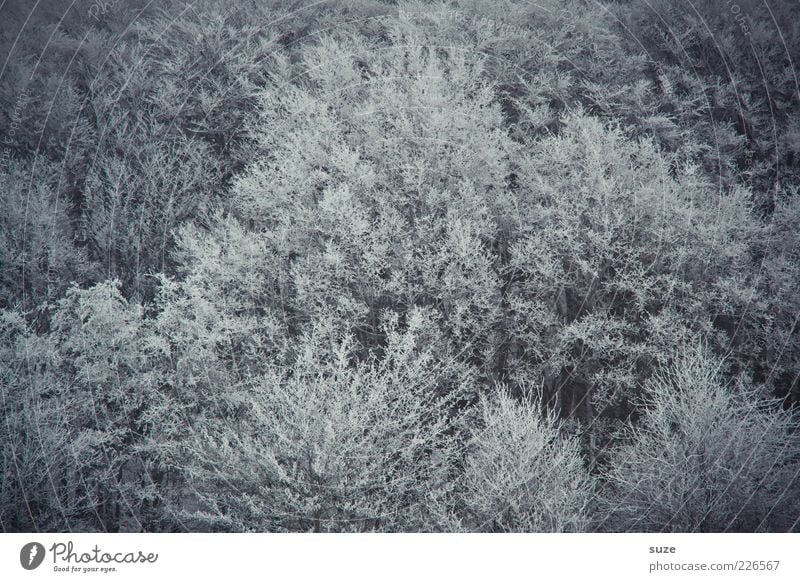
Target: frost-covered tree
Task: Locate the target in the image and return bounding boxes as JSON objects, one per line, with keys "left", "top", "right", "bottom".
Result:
{"left": 457, "top": 389, "right": 594, "bottom": 532}
{"left": 600, "top": 345, "right": 800, "bottom": 532}
{"left": 0, "top": 281, "right": 168, "bottom": 531}
{"left": 0, "top": 159, "right": 93, "bottom": 311}
{"left": 177, "top": 309, "right": 467, "bottom": 532}
{"left": 230, "top": 31, "right": 517, "bottom": 383}
{"left": 504, "top": 113, "right": 764, "bottom": 442}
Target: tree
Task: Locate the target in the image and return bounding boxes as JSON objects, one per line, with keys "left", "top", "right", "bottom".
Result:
{"left": 177, "top": 308, "right": 467, "bottom": 532}
{"left": 600, "top": 344, "right": 800, "bottom": 532}
{"left": 457, "top": 388, "right": 594, "bottom": 532}
{"left": 230, "top": 29, "right": 518, "bottom": 382}
{"left": 0, "top": 159, "right": 92, "bottom": 312}
{"left": 45, "top": 280, "right": 163, "bottom": 531}
{"left": 504, "top": 113, "right": 764, "bottom": 449}
{"left": 1, "top": 281, "right": 160, "bottom": 532}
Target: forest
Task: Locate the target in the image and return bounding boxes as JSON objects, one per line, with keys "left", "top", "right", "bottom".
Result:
{"left": 1, "top": 0, "right": 800, "bottom": 532}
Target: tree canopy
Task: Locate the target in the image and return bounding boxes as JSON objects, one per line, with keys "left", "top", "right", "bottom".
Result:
{"left": 1, "top": 0, "right": 799, "bottom": 532}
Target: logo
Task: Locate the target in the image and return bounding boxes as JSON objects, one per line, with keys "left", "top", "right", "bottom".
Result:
{"left": 20, "top": 542, "right": 46, "bottom": 570}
